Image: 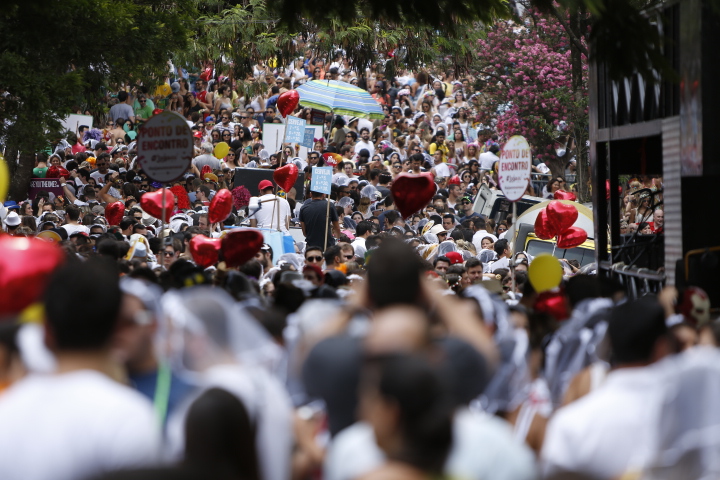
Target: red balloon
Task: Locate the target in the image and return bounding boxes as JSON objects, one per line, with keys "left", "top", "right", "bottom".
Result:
{"left": 209, "top": 189, "right": 233, "bottom": 224}
{"left": 201, "top": 165, "right": 212, "bottom": 177}
{"left": 273, "top": 164, "right": 299, "bottom": 193}
{"left": 534, "top": 209, "right": 558, "bottom": 240}
{"left": 553, "top": 190, "right": 577, "bottom": 201}
{"left": 189, "top": 235, "right": 221, "bottom": 268}
{"left": 546, "top": 200, "right": 578, "bottom": 234}
{"left": 391, "top": 173, "right": 437, "bottom": 218}
{"left": 140, "top": 189, "right": 174, "bottom": 223}
{"left": 46, "top": 166, "right": 60, "bottom": 178}
{"left": 277, "top": 90, "right": 300, "bottom": 118}
{"left": 557, "top": 226, "right": 588, "bottom": 249}
{"left": 0, "top": 236, "right": 65, "bottom": 316}
{"left": 105, "top": 201, "right": 125, "bottom": 226}
{"left": 605, "top": 180, "right": 622, "bottom": 200}
{"left": 221, "top": 229, "right": 264, "bottom": 268}
{"left": 534, "top": 289, "right": 569, "bottom": 321}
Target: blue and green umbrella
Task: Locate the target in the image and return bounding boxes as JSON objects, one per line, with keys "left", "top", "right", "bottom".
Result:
{"left": 294, "top": 80, "right": 385, "bottom": 119}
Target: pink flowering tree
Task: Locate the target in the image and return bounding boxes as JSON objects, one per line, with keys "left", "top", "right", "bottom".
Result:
{"left": 472, "top": 9, "right": 589, "bottom": 198}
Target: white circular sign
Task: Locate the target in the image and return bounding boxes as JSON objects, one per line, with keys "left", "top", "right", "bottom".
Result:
{"left": 498, "top": 135, "right": 532, "bottom": 202}
{"left": 137, "top": 111, "right": 193, "bottom": 183}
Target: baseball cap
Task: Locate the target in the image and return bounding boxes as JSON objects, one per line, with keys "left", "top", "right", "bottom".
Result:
{"left": 171, "top": 82, "right": 180, "bottom": 93}
{"left": 445, "top": 251, "right": 464, "bottom": 265}
{"left": 429, "top": 224, "right": 446, "bottom": 236}
{"left": 258, "top": 179, "right": 274, "bottom": 190}
{"left": 193, "top": 131, "right": 203, "bottom": 139}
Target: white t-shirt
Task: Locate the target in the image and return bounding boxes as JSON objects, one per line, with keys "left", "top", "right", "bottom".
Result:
{"left": 354, "top": 140, "right": 375, "bottom": 158}
{"left": 351, "top": 237, "right": 367, "bottom": 259}
{"left": 542, "top": 366, "right": 664, "bottom": 479}
{"left": 472, "top": 230, "right": 498, "bottom": 253}
{"left": 62, "top": 223, "right": 90, "bottom": 236}
{"left": 479, "top": 151, "right": 499, "bottom": 171}
{"left": 90, "top": 170, "right": 109, "bottom": 183}
{"left": 0, "top": 370, "right": 160, "bottom": 480}
{"left": 253, "top": 193, "right": 291, "bottom": 233}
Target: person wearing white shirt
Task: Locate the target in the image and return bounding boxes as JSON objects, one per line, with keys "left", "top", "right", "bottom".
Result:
{"left": 541, "top": 297, "right": 671, "bottom": 479}
{"left": 479, "top": 144, "right": 500, "bottom": 171}
{"left": 249, "top": 180, "right": 291, "bottom": 233}
{"left": 471, "top": 217, "right": 498, "bottom": 253}
{"left": 488, "top": 238, "right": 511, "bottom": 272}
{"left": 353, "top": 128, "right": 375, "bottom": 158}
{"left": 0, "top": 261, "right": 160, "bottom": 480}
{"left": 61, "top": 204, "right": 90, "bottom": 236}
{"left": 351, "top": 220, "right": 374, "bottom": 259}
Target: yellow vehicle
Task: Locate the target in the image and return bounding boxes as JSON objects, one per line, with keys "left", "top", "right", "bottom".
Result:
{"left": 505, "top": 200, "right": 597, "bottom": 266}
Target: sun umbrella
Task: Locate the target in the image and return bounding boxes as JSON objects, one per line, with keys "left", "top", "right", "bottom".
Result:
{"left": 294, "top": 80, "right": 385, "bottom": 119}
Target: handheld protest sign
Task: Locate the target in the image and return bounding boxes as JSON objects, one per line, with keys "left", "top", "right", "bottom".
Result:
{"left": 498, "top": 135, "right": 532, "bottom": 202}
{"left": 137, "top": 111, "right": 193, "bottom": 183}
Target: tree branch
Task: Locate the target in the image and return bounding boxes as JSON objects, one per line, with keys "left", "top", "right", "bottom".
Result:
{"left": 548, "top": 6, "right": 589, "bottom": 57}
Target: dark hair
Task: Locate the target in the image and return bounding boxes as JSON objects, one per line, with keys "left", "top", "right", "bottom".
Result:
{"left": 433, "top": 256, "right": 450, "bottom": 267}
{"left": 465, "top": 257, "right": 482, "bottom": 269}
{"left": 44, "top": 259, "right": 122, "bottom": 350}
{"left": 323, "top": 245, "right": 342, "bottom": 265}
{"left": 364, "top": 355, "right": 453, "bottom": 474}
{"left": 367, "top": 239, "right": 424, "bottom": 308}
{"left": 489, "top": 144, "right": 500, "bottom": 154}
{"left": 117, "top": 91, "right": 129, "bottom": 102}
{"left": 609, "top": 296, "right": 668, "bottom": 365}
{"left": 384, "top": 210, "right": 401, "bottom": 227}
{"left": 65, "top": 204, "right": 80, "bottom": 221}
{"left": 305, "top": 245, "right": 323, "bottom": 257}
{"left": 494, "top": 238, "right": 509, "bottom": 257}
{"left": 184, "top": 388, "right": 260, "bottom": 480}
{"left": 565, "top": 275, "right": 601, "bottom": 308}
{"left": 356, "top": 220, "right": 374, "bottom": 237}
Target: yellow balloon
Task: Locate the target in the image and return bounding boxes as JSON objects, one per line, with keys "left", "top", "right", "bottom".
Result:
{"left": 214, "top": 142, "right": 230, "bottom": 159}
{"left": 527, "top": 253, "right": 563, "bottom": 293}
{"left": 0, "top": 153, "right": 8, "bottom": 203}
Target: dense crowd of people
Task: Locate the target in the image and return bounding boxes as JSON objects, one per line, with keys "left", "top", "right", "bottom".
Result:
{"left": 0, "top": 59, "right": 711, "bottom": 480}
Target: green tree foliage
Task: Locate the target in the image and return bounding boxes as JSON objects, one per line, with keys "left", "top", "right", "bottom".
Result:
{"left": 175, "top": 0, "right": 487, "bottom": 84}
{"left": 0, "top": 0, "right": 194, "bottom": 199}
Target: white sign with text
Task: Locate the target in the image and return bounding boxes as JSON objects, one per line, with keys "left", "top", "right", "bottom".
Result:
{"left": 137, "top": 111, "right": 193, "bottom": 183}
{"left": 498, "top": 135, "right": 532, "bottom": 202}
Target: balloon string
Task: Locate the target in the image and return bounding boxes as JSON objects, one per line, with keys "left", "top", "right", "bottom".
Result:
{"left": 552, "top": 238, "right": 557, "bottom": 256}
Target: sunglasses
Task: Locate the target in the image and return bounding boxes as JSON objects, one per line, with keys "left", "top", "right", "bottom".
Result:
{"left": 343, "top": 254, "right": 354, "bottom": 260}
{"left": 306, "top": 256, "right": 323, "bottom": 262}
{"left": 163, "top": 251, "right": 175, "bottom": 257}
{"left": 498, "top": 227, "right": 507, "bottom": 232}
{"left": 461, "top": 201, "right": 471, "bottom": 205}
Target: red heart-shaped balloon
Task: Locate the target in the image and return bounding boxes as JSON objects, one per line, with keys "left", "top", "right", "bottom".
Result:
{"left": 553, "top": 190, "right": 577, "bottom": 201}
{"left": 140, "top": 189, "right": 174, "bottom": 223}
{"left": 556, "top": 226, "right": 588, "bottom": 249}
{"left": 221, "top": 229, "right": 264, "bottom": 268}
{"left": 189, "top": 235, "right": 221, "bottom": 268}
{"left": 546, "top": 200, "right": 578, "bottom": 234}
{"left": 46, "top": 166, "right": 60, "bottom": 178}
{"left": 391, "top": 173, "right": 437, "bottom": 218}
{"left": 0, "top": 236, "right": 65, "bottom": 316}
{"left": 209, "top": 189, "right": 233, "bottom": 224}
{"left": 105, "top": 201, "right": 125, "bottom": 226}
{"left": 273, "top": 164, "right": 299, "bottom": 193}
{"left": 534, "top": 289, "right": 569, "bottom": 321}
{"left": 534, "top": 209, "right": 558, "bottom": 240}
{"left": 277, "top": 90, "right": 300, "bottom": 118}
{"left": 201, "top": 165, "right": 212, "bottom": 177}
